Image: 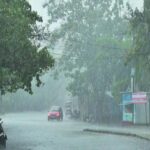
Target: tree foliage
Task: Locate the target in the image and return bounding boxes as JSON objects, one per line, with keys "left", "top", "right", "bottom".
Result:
{"left": 46, "top": 0, "right": 131, "bottom": 122}
{"left": 0, "top": 0, "right": 54, "bottom": 94}
{"left": 127, "top": 0, "right": 150, "bottom": 91}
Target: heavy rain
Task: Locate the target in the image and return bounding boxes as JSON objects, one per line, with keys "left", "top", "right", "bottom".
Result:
{"left": 0, "top": 0, "right": 150, "bottom": 149}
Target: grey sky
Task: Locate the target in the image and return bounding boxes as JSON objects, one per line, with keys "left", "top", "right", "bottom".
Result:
{"left": 28, "top": 0, "right": 48, "bottom": 23}
{"left": 28, "top": 0, "right": 143, "bottom": 23}
{"left": 129, "top": 0, "right": 143, "bottom": 9}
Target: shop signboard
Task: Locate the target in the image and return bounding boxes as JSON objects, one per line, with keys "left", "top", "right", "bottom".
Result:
{"left": 123, "top": 113, "right": 133, "bottom": 122}
{"left": 122, "top": 92, "right": 147, "bottom": 104}
{"left": 122, "top": 93, "right": 133, "bottom": 122}
{"left": 122, "top": 93, "right": 132, "bottom": 104}
{"left": 132, "top": 92, "right": 147, "bottom": 104}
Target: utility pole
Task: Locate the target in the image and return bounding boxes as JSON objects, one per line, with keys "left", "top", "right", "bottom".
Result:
{"left": 0, "top": 90, "right": 2, "bottom": 114}
{"left": 131, "top": 67, "right": 135, "bottom": 124}
{"left": 131, "top": 68, "right": 135, "bottom": 93}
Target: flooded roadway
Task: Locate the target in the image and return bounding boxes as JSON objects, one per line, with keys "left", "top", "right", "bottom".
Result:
{"left": 2, "top": 112, "right": 150, "bottom": 150}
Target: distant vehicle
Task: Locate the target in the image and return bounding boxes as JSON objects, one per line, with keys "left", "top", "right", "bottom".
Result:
{"left": 65, "top": 101, "right": 73, "bottom": 117}
{"left": 48, "top": 106, "right": 63, "bottom": 121}
{"left": 0, "top": 119, "right": 7, "bottom": 148}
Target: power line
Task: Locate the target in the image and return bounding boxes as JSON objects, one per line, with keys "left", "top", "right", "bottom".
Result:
{"left": 50, "top": 51, "right": 127, "bottom": 60}
{"left": 49, "top": 44, "right": 129, "bottom": 60}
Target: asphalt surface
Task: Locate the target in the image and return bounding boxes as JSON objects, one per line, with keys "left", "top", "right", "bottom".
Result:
{"left": 2, "top": 112, "right": 150, "bottom": 150}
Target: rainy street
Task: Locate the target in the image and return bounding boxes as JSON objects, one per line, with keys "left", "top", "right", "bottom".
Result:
{"left": 2, "top": 112, "right": 150, "bottom": 150}
{"left": 1, "top": 0, "right": 150, "bottom": 150}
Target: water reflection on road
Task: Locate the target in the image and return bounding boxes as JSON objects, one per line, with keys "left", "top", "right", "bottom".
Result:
{"left": 2, "top": 112, "right": 150, "bottom": 150}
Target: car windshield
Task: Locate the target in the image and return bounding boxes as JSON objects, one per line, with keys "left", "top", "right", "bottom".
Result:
{"left": 1, "top": 0, "right": 150, "bottom": 150}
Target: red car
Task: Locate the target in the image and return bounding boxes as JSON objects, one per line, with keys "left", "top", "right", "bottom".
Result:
{"left": 48, "top": 106, "right": 63, "bottom": 121}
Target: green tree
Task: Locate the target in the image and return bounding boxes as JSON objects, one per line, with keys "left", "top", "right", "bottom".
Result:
{"left": 127, "top": 0, "right": 150, "bottom": 91}
{"left": 46, "top": 0, "right": 131, "bottom": 122}
{"left": 0, "top": 0, "right": 54, "bottom": 94}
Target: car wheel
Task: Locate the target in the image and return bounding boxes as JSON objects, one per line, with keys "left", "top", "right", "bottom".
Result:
{"left": 3, "top": 140, "right": 6, "bottom": 148}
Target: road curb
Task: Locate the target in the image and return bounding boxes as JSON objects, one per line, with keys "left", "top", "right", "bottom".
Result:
{"left": 83, "top": 129, "right": 150, "bottom": 141}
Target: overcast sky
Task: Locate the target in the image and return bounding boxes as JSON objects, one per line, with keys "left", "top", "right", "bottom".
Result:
{"left": 29, "top": 0, "right": 144, "bottom": 23}
{"left": 28, "top": 0, "right": 48, "bottom": 23}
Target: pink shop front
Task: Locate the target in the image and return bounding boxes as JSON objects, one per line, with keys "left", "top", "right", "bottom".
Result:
{"left": 122, "top": 92, "right": 150, "bottom": 125}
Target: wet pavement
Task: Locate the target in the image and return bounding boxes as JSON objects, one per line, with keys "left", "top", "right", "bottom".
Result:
{"left": 2, "top": 112, "right": 150, "bottom": 150}
{"left": 84, "top": 124, "right": 150, "bottom": 141}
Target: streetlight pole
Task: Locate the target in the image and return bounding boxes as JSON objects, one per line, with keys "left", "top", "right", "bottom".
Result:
{"left": 131, "top": 68, "right": 135, "bottom": 93}
{"left": 131, "top": 67, "right": 135, "bottom": 124}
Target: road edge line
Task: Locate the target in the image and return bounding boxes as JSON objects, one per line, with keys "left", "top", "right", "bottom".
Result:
{"left": 83, "top": 129, "right": 150, "bottom": 141}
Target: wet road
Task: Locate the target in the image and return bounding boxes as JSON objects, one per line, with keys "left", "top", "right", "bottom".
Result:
{"left": 2, "top": 112, "right": 150, "bottom": 150}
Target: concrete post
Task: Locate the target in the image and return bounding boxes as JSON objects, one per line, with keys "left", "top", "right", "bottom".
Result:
{"left": 0, "top": 90, "right": 2, "bottom": 113}
{"left": 131, "top": 68, "right": 135, "bottom": 124}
